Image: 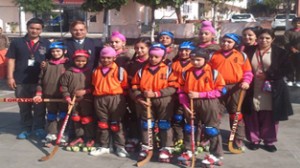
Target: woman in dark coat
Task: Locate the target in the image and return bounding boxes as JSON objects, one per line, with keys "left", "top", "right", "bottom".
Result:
{"left": 242, "top": 29, "right": 293, "bottom": 153}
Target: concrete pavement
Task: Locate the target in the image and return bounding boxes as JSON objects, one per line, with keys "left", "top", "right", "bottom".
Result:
{"left": 0, "top": 79, "right": 299, "bottom": 168}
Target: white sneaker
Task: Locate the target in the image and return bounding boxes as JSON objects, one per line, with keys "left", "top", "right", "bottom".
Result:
{"left": 45, "top": 134, "right": 57, "bottom": 141}
{"left": 202, "top": 154, "right": 222, "bottom": 165}
{"left": 116, "top": 147, "right": 129, "bottom": 158}
{"left": 296, "top": 82, "right": 300, "bottom": 87}
{"left": 159, "top": 147, "right": 174, "bottom": 159}
{"left": 177, "top": 150, "right": 192, "bottom": 161}
{"left": 286, "top": 81, "right": 294, "bottom": 86}
{"left": 89, "top": 147, "right": 110, "bottom": 156}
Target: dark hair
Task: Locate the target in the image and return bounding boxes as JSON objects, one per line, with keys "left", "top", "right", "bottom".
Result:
{"left": 69, "top": 20, "right": 87, "bottom": 30}
{"left": 26, "top": 18, "right": 44, "bottom": 28}
{"left": 242, "top": 26, "right": 263, "bottom": 37}
{"left": 292, "top": 17, "right": 300, "bottom": 24}
{"left": 131, "top": 37, "right": 152, "bottom": 61}
{"left": 258, "top": 28, "right": 275, "bottom": 39}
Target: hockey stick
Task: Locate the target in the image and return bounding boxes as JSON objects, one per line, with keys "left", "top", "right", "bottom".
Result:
{"left": 228, "top": 89, "right": 246, "bottom": 154}
{"left": 190, "top": 98, "right": 196, "bottom": 168}
{"left": 39, "top": 96, "right": 76, "bottom": 161}
{"left": 0, "top": 98, "right": 64, "bottom": 103}
{"left": 137, "top": 98, "right": 153, "bottom": 167}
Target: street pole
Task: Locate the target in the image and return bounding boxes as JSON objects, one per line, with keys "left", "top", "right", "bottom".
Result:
{"left": 59, "top": 0, "right": 64, "bottom": 39}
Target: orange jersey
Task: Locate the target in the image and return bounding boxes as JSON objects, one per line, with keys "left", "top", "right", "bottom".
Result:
{"left": 92, "top": 62, "right": 128, "bottom": 96}
{"left": 131, "top": 62, "right": 178, "bottom": 92}
{"left": 208, "top": 49, "right": 252, "bottom": 84}
{"left": 171, "top": 59, "right": 193, "bottom": 78}
{"left": 178, "top": 64, "right": 225, "bottom": 93}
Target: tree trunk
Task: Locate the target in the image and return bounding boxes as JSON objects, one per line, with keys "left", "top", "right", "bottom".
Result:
{"left": 175, "top": 7, "right": 182, "bottom": 24}
{"left": 150, "top": 5, "right": 156, "bottom": 42}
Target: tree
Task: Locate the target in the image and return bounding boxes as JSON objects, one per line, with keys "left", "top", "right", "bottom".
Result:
{"left": 13, "top": 0, "right": 54, "bottom": 16}
{"left": 135, "top": 0, "right": 187, "bottom": 41}
{"left": 81, "top": 0, "right": 128, "bottom": 42}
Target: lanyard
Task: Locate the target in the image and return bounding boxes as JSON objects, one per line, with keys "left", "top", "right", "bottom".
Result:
{"left": 256, "top": 47, "right": 270, "bottom": 72}
{"left": 26, "top": 41, "right": 40, "bottom": 59}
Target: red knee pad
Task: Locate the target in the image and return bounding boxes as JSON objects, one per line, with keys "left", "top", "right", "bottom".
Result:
{"left": 81, "top": 116, "right": 93, "bottom": 125}
{"left": 71, "top": 114, "right": 81, "bottom": 122}
{"left": 110, "top": 122, "right": 120, "bottom": 132}
{"left": 230, "top": 113, "right": 243, "bottom": 121}
{"left": 98, "top": 121, "right": 109, "bottom": 129}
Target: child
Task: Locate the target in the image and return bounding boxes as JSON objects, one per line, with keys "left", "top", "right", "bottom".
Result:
{"left": 60, "top": 49, "right": 95, "bottom": 152}
{"left": 158, "top": 31, "right": 178, "bottom": 64}
{"left": 198, "top": 20, "right": 220, "bottom": 52}
{"left": 125, "top": 37, "right": 152, "bottom": 152}
{"left": 171, "top": 41, "right": 195, "bottom": 153}
{"left": 284, "top": 17, "right": 300, "bottom": 87}
{"left": 110, "top": 31, "right": 132, "bottom": 68}
{"left": 89, "top": 46, "right": 129, "bottom": 158}
{"left": 208, "top": 33, "right": 253, "bottom": 151}
{"left": 33, "top": 42, "right": 69, "bottom": 147}
{"left": 131, "top": 43, "right": 178, "bottom": 163}
{"left": 176, "top": 47, "right": 225, "bottom": 166}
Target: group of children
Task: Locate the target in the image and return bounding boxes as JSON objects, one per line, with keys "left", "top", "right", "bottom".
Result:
{"left": 34, "top": 20, "right": 255, "bottom": 167}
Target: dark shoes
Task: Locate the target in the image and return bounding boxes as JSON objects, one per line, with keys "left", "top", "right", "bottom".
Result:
{"left": 248, "top": 143, "right": 259, "bottom": 150}
{"left": 264, "top": 145, "right": 277, "bottom": 153}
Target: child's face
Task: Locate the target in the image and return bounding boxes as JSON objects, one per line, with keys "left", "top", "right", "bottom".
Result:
{"left": 199, "top": 30, "right": 214, "bottom": 43}
{"left": 178, "top": 49, "right": 192, "bottom": 60}
{"left": 100, "top": 56, "right": 115, "bottom": 67}
{"left": 257, "top": 33, "right": 274, "bottom": 49}
{"left": 159, "top": 35, "right": 172, "bottom": 46}
{"left": 221, "top": 38, "right": 235, "bottom": 51}
{"left": 110, "top": 37, "right": 125, "bottom": 51}
{"left": 149, "top": 55, "right": 163, "bottom": 66}
{"left": 51, "top": 48, "right": 64, "bottom": 59}
{"left": 293, "top": 21, "right": 300, "bottom": 28}
{"left": 74, "top": 56, "right": 88, "bottom": 68}
{"left": 134, "top": 42, "right": 149, "bottom": 58}
{"left": 191, "top": 57, "right": 206, "bottom": 68}
{"left": 242, "top": 29, "right": 257, "bottom": 46}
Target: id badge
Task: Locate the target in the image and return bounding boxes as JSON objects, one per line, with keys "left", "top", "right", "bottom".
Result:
{"left": 28, "top": 59, "right": 35, "bottom": 66}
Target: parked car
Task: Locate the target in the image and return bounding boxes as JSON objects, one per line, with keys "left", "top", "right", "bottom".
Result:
{"left": 229, "top": 13, "right": 256, "bottom": 23}
{"left": 271, "top": 14, "right": 297, "bottom": 30}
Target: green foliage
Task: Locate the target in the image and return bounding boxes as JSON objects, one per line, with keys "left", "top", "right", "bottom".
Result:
{"left": 135, "top": 0, "right": 186, "bottom": 9}
{"left": 13, "top": 0, "right": 54, "bottom": 14}
{"left": 81, "top": 0, "right": 128, "bottom": 12}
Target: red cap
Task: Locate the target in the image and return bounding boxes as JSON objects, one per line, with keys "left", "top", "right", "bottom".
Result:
{"left": 72, "top": 49, "right": 90, "bottom": 59}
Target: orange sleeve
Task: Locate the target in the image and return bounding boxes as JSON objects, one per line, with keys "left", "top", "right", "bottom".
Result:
{"left": 131, "top": 70, "right": 141, "bottom": 90}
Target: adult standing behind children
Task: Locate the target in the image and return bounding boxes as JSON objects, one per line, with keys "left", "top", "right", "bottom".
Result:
{"left": 284, "top": 17, "right": 300, "bottom": 87}
{"left": 64, "top": 20, "right": 102, "bottom": 70}
{"left": 6, "top": 18, "right": 51, "bottom": 139}
{"left": 243, "top": 29, "right": 293, "bottom": 152}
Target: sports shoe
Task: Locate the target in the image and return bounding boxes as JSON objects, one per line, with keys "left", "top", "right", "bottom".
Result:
{"left": 159, "top": 147, "right": 174, "bottom": 160}
{"left": 17, "top": 131, "right": 31, "bottom": 139}
{"left": 45, "top": 134, "right": 57, "bottom": 141}
{"left": 234, "top": 139, "right": 246, "bottom": 152}
{"left": 295, "top": 82, "right": 300, "bottom": 87}
{"left": 248, "top": 143, "right": 259, "bottom": 150}
{"left": 202, "top": 154, "right": 223, "bottom": 166}
{"left": 286, "top": 81, "right": 294, "bottom": 86}
{"left": 178, "top": 150, "right": 192, "bottom": 162}
{"left": 34, "top": 129, "right": 47, "bottom": 139}
{"left": 116, "top": 147, "right": 129, "bottom": 158}
{"left": 89, "top": 147, "right": 110, "bottom": 156}
{"left": 264, "top": 145, "right": 277, "bottom": 153}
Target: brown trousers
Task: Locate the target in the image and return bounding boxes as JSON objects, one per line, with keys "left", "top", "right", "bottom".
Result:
{"left": 136, "top": 96, "right": 174, "bottom": 147}
{"left": 183, "top": 98, "right": 224, "bottom": 157}
{"left": 94, "top": 95, "right": 127, "bottom": 148}
{"left": 46, "top": 102, "right": 68, "bottom": 134}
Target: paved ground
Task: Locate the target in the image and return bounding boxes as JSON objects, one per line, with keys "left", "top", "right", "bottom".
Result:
{"left": 0, "top": 79, "right": 299, "bottom": 168}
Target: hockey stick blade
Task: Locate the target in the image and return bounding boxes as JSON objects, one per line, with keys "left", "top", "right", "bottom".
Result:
{"left": 136, "top": 150, "right": 153, "bottom": 167}
{"left": 39, "top": 145, "right": 59, "bottom": 161}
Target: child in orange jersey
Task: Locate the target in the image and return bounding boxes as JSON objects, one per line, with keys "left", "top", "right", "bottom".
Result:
{"left": 125, "top": 37, "right": 152, "bottom": 152}
{"left": 198, "top": 20, "right": 220, "bottom": 52}
{"left": 89, "top": 46, "right": 129, "bottom": 158}
{"left": 158, "top": 31, "right": 178, "bottom": 64}
{"left": 171, "top": 41, "right": 195, "bottom": 153}
{"left": 208, "top": 33, "right": 253, "bottom": 151}
{"left": 60, "top": 49, "right": 95, "bottom": 152}
{"left": 131, "top": 43, "right": 178, "bottom": 163}
{"left": 176, "top": 48, "right": 225, "bottom": 166}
